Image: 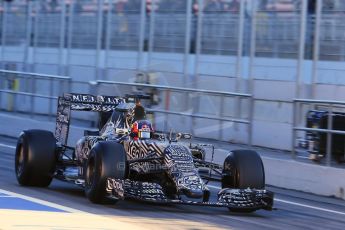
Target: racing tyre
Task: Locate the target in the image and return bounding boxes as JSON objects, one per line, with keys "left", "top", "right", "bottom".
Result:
{"left": 85, "top": 141, "right": 127, "bottom": 204}
{"left": 221, "top": 150, "right": 265, "bottom": 213}
{"left": 15, "top": 130, "right": 57, "bottom": 187}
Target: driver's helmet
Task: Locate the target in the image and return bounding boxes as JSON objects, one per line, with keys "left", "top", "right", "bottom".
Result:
{"left": 130, "top": 120, "right": 154, "bottom": 140}
{"left": 125, "top": 104, "right": 146, "bottom": 129}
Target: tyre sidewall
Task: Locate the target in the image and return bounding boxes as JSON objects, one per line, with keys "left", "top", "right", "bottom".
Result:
{"left": 222, "top": 150, "right": 265, "bottom": 189}
{"left": 85, "top": 142, "right": 127, "bottom": 203}
{"left": 85, "top": 147, "right": 103, "bottom": 203}
{"left": 15, "top": 130, "right": 56, "bottom": 187}
{"left": 15, "top": 135, "right": 31, "bottom": 185}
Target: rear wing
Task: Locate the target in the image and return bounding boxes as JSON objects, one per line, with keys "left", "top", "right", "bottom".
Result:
{"left": 55, "top": 93, "right": 125, "bottom": 145}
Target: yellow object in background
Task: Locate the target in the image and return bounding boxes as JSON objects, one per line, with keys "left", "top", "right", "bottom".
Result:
{"left": 7, "top": 78, "right": 19, "bottom": 111}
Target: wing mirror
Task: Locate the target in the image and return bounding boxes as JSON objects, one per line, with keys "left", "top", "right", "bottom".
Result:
{"left": 176, "top": 133, "right": 192, "bottom": 141}
{"left": 116, "top": 128, "right": 129, "bottom": 135}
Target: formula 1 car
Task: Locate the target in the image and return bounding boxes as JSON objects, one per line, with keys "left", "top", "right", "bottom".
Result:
{"left": 15, "top": 93, "right": 274, "bottom": 212}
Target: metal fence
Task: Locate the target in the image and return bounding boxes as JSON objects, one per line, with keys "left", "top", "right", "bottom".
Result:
{"left": 0, "top": 1, "right": 345, "bottom": 87}
{"left": 0, "top": 70, "right": 71, "bottom": 118}
{"left": 0, "top": 71, "right": 253, "bottom": 144}
{"left": 95, "top": 80, "right": 253, "bottom": 144}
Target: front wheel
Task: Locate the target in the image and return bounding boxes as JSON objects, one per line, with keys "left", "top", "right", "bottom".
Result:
{"left": 221, "top": 150, "right": 265, "bottom": 213}
{"left": 85, "top": 141, "right": 127, "bottom": 204}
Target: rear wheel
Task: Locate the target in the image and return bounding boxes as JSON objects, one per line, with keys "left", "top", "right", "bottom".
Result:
{"left": 85, "top": 141, "right": 127, "bottom": 204}
{"left": 221, "top": 150, "right": 265, "bottom": 213}
{"left": 15, "top": 130, "right": 57, "bottom": 187}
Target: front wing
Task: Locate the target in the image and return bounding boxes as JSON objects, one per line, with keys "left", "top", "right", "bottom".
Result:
{"left": 106, "top": 178, "right": 274, "bottom": 211}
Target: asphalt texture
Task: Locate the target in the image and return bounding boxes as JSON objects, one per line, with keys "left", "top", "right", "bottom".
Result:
{"left": 1, "top": 136, "right": 345, "bottom": 230}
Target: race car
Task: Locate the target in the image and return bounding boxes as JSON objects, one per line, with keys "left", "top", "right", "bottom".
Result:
{"left": 14, "top": 93, "right": 274, "bottom": 213}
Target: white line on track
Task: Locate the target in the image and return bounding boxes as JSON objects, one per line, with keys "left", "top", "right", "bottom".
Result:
{"left": 0, "top": 142, "right": 84, "bottom": 214}
{"left": 0, "top": 189, "right": 148, "bottom": 230}
{"left": 0, "top": 143, "right": 16, "bottom": 149}
{"left": 274, "top": 198, "right": 345, "bottom": 216}
{"left": 207, "top": 185, "right": 345, "bottom": 216}
{"left": 0, "top": 189, "right": 84, "bottom": 213}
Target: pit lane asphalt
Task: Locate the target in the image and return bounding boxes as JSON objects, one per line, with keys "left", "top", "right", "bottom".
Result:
{"left": 1, "top": 136, "right": 345, "bottom": 230}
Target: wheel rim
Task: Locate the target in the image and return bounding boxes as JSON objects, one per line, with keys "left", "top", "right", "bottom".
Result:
{"left": 86, "top": 158, "right": 95, "bottom": 187}
{"left": 16, "top": 145, "right": 25, "bottom": 177}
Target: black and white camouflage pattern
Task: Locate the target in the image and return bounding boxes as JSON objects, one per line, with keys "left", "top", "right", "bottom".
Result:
{"left": 164, "top": 145, "right": 207, "bottom": 194}
{"left": 106, "top": 178, "right": 125, "bottom": 199}
{"left": 218, "top": 188, "right": 274, "bottom": 210}
{"left": 123, "top": 140, "right": 164, "bottom": 173}
{"left": 75, "top": 136, "right": 105, "bottom": 164}
{"left": 106, "top": 178, "right": 167, "bottom": 201}
{"left": 55, "top": 93, "right": 124, "bottom": 145}
{"left": 122, "top": 140, "right": 207, "bottom": 196}
{"left": 55, "top": 96, "right": 71, "bottom": 145}
{"left": 105, "top": 178, "right": 274, "bottom": 210}
{"left": 68, "top": 94, "right": 125, "bottom": 112}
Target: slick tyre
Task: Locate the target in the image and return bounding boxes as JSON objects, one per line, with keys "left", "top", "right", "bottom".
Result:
{"left": 85, "top": 141, "right": 127, "bottom": 204}
{"left": 221, "top": 150, "right": 265, "bottom": 213}
{"left": 15, "top": 130, "right": 57, "bottom": 187}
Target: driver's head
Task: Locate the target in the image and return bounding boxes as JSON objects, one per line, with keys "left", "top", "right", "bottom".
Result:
{"left": 130, "top": 120, "right": 154, "bottom": 140}
{"left": 134, "top": 104, "right": 146, "bottom": 121}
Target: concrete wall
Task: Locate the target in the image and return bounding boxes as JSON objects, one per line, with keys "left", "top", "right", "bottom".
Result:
{"left": 2, "top": 46, "right": 343, "bottom": 83}
{"left": 262, "top": 157, "right": 345, "bottom": 200}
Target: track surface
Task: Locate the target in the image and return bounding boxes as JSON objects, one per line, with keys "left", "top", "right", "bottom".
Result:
{"left": 1, "top": 137, "right": 345, "bottom": 230}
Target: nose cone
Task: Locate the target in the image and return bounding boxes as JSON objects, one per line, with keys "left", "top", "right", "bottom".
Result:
{"left": 163, "top": 144, "right": 206, "bottom": 199}
{"left": 177, "top": 175, "right": 206, "bottom": 199}
{"left": 180, "top": 188, "right": 204, "bottom": 198}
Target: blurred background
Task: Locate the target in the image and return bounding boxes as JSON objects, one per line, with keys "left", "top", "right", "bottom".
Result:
{"left": 0, "top": 0, "right": 345, "bottom": 166}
